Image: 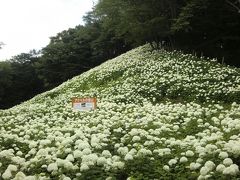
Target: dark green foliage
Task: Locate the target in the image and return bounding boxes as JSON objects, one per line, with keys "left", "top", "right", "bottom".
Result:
{"left": 0, "top": 51, "right": 44, "bottom": 109}
{"left": 0, "top": 62, "right": 12, "bottom": 104}
{"left": 94, "top": 0, "right": 240, "bottom": 66}
{"left": 35, "top": 26, "right": 94, "bottom": 88}
{"left": 36, "top": 20, "right": 131, "bottom": 89}
{"left": 172, "top": 0, "right": 240, "bottom": 66}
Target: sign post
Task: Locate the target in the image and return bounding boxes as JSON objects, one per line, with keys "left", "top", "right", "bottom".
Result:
{"left": 72, "top": 97, "right": 97, "bottom": 111}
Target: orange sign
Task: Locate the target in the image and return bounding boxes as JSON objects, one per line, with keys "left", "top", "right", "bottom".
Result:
{"left": 72, "top": 97, "right": 97, "bottom": 111}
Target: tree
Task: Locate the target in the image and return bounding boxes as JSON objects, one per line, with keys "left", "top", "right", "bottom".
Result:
{"left": 94, "top": 0, "right": 181, "bottom": 48}
{"left": 36, "top": 26, "right": 96, "bottom": 88}
{"left": 172, "top": 0, "right": 240, "bottom": 66}
{"left": 36, "top": 16, "right": 131, "bottom": 89}
{"left": 93, "top": 0, "right": 240, "bottom": 66}
{"left": 0, "top": 50, "right": 44, "bottom": 109}
{"left": 0, "top": 62, "right": 12, "bottom": 108}
{"left": 225, "top": 0, "right": 240, "bottom": 13}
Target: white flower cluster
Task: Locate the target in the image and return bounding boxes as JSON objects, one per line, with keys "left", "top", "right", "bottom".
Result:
{"left": 0, "top": 45, "right": 240, "bottom": 179}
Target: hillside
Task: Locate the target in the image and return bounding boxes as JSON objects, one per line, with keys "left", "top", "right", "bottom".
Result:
{"left": 0, "top": 45, "right": 240, "bottom": 179}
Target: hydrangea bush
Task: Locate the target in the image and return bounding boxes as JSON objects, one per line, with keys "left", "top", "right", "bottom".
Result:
{"left": 0, "top": 45, "right": 240, "bottom": 179}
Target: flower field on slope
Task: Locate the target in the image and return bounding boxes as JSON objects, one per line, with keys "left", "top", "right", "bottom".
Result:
{"left": 0, "top": 45, "right": 240, "bottom": 179}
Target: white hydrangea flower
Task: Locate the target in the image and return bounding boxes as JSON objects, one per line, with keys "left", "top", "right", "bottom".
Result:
{"left": 2, "top": 169, "right": 12, "bottom": 179}
{"left": 189, "top": 162, "right": 201, "bottom": 170}
{"left": 24, "top": 176, "right": 36, "bottom": 180}
{"left": 73, "top": 150, "right": 83, "bottom": 159}
{"left": 219, "top": 152, "right": 228, "bottom": 159}
{"left": 97, "top": 157, "right": 107, "bottom": 166}
{"left": 76, "top": 173, "right": 81, "bottom": 177}
{"left": 80, "top": 164, "right": 89, "bottom": 171}
{"left": 200, "top": 166, "right": 210, "bottom": 176}
{"left": 66, "top": 154, "right": 74, "bottom": 162}
{"left": 173, "top": 125, "right": 179, "bottom": 131}
{"left": 82, "top": 153, "right": 98, "bottom": 165}
{"left": 132, "top": 136, "right": 141, "bottom": 142}
{"left": 102, "top": 150, "right": 112, "bottom": 158}
{"left": 56, "top": 158, "right": 66, "bottom": 167}
{"left": 112, "top": 161, "right": 125, "bottom": 169}
{"left": 36, "top": 149, "right": 48, "bottom": 157}
{"left": 168, "top": 159, "right": 177, "bottom": 166}
{"left": 230, "top": 164, "right": 239, "bottom": 173}
{"left": 205, "top": 175, "right": 212, "bottom": 179}
{"left": 223, "top": 158, "right": 233, "bottom": 166}
{"left": 204, "top": 161, "right": 215, "bottom": 171}
{"left": 179, "top": 157, "right": 188, "bottom": 163}
{"left": 128, "top": 148, "right": 137, "bottom": 156}
{"left": 64, "top": 161, "right": 74, "bottom": 170}
{"left": 65, "top": 148, "right": 72, "bottom": 154}
{"left": 117, "top": 147, "right": 129, "bottom": 156}
{"left": 29, "top": 142, "right": 38, "bottom": 149}
{"left": 7, "top": 164, "right": 18, "bottom": 172}
{"left": 16, "top": 151, "right": 23, "bottom": 156}
{"left": 82, "top": 148, "right": 92, "bottom": 155}
{"left": 91, "top": 136, "right": 100, "bottom": 147}
{"left": 13, "top": 172, "right": 26, "bottom": 179}
{"left": 197, "top": 175, "right": 205, "bottom": 180}
{"left": 129, "top": 129, "right": 139, "bottom": 136}
{"left": 63, "top": 176, "right": 71, "bottom": 180}
{"left": 47, "top": 163, "right": 58, "bottom": 172}
{"left": 137, "top": 148, "right": 152, "bottom": 156}
{"left": 41, "top": 164, "right": 47, "bottom": 168}
{"left": 185, "top": 150, "right": 194, "bottom": 157}
{"left": 124, "top": 154, "right": 133, "bottom": 161}
{"left": 163, "top": 165, "right": 170, "bottom": 171}
{"left": 216, "top": 164, "right": 225, "bottom": 172}
{"left": 223, "top": 164, "right": 239, "bottom": 176}
{"left": 196, "top": 158, "right": 203, "bottom": 163}
{"left": 78, "top": 142, "right": 90, "bottom": 150}
{"left": 11, "top": 156, "right": 26, "bottom": 165}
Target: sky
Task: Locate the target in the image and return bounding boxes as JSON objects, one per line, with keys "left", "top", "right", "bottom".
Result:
{"left": 0, "top": 0, "right": 95, "bottom": 61}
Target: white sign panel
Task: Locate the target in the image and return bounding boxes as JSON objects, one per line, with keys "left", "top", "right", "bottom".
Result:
{"left": 72, "top": 98, "right": 97, "bottom": 111}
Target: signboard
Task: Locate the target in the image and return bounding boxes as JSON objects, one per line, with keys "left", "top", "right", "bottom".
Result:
{"left": 72, "top": 97, "right": 97, "bottom": 111}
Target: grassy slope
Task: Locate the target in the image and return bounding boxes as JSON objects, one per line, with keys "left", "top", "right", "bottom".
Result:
{"left": 0, "top": 45, "right": 240, "bottom": 179}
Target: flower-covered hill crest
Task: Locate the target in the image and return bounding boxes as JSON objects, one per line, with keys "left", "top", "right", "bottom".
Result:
{"left": 0, "top": 45, "right": 240, "bottom": 179}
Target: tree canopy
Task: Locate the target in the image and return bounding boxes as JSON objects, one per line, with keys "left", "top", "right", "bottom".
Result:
{"left": 0, "top": 51, "right": 44, "bottom": 109}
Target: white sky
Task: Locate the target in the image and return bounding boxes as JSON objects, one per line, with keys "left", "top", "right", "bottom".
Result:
{"left": 0, "top": 0, "right": 94, "bottom": 61}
